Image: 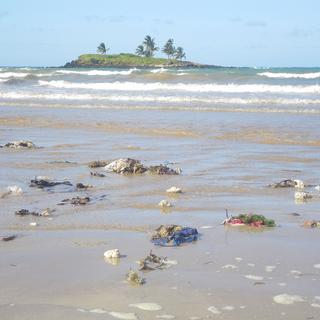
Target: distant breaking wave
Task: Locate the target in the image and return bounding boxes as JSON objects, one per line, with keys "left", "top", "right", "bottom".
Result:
{"left": 258, "top": 72, "right": 320, "bottom": 79}
{"left": 56, "top": 68, "right": 139, "bottom": 76}
{"left": 2, "top": 91, "right": 320, "bottom": 105}
{"left": 38, "top": 80, "right": 320, "bottom": 94}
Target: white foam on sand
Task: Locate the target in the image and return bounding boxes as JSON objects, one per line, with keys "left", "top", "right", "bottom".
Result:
{"left": 129, "top": 303, "right": 162, "bottom": 311}
{"left": 273, "top": 294, "right": 304, "bottom": 305}
{"left": 109, "top": 312, "right": 138, "bottom": 320}
{"left": 245, "top": 275, "right": 264, "bottom": 281}
{"left": 208, "top": 306, "right": 221, "bottom": 314}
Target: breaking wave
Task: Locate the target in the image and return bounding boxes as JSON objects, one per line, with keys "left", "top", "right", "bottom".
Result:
{"left": 258, "top": 72, "right": 320, "bottom": 79}
{"left": 38, "top": 80, "right": 320, "bottom": 94}
{"left": 56, "top": 68, "right": 139, "bottom": 76}
{"left": 2, "top": 91, "right": 320, "bottom": 106}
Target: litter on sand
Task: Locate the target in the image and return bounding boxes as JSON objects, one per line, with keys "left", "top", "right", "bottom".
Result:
{"left": 90, "top": 171, "right": 106, "bottom": 177}
{"left": 88, "top": 160, "right": 111, "bottom": 168}
{"left": 222, "top": 211, "right": 275, "bottom": 227}
{"left": 0, "top": 186, "right": 23, "bottom": 199}
{"left": 3, "top": 140, "right": 37, "bottom": 149}
{"left": 303, "top": 220, "right": 320, "bottom": 228}
{"left": 138, "top": 251, "right": 176, "bottom": 271}
{"left": 30, "top": 177, "right": 73, "bottom": 189}
{"left": 273, "top": 293, "right": 304, "bottom": 305}
{"left": 158, "top": 200, "right": 173, "bottom": 208}
{"left": 269, "top": 179, "right": 303, "bottom": 188}
{"left": 151, "top": 225, "right": 199, "bottom": 247}
{"left": 104, "top": 249, "right": 120, "bottom": 259}
{"left": 58, "top": 196, "right": 91, "bottom": 206}
{"left": 104, "top": 158, "right": 181, "bottom": 175}
{"left": 126, "top": 270, "right": 145, "bottom": 285}
{"left": 166, "top": 186, "right": 182, "bottom": 193}
{"left": 295, "top": 191, "right": 312, "bottom": 201}
{"left": 15, "top": 208, "right": 54, "bottom": 217}
{"left": 1, "top": 235, "right": 17, "bottom": 241}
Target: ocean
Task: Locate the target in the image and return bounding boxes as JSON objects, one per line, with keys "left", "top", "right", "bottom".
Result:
{"left": 1, "top": 66, "right": 320, "bottom": 320}
{"left": 1, "top": 66, "right": 320, "bottom": 113}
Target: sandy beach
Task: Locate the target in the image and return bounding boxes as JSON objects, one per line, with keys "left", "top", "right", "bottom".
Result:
{"left": 1, "top": 90, "right": 320, "bottom": 319}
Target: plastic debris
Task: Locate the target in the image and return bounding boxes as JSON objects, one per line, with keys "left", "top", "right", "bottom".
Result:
{"left": 303, "top": 220, "right": 320, "bottom": 228}
{"left": 295, "top": 191, "right": 312, "bottom": 201}
{"left": 138, "top": 251, "right": 174, "bottom": 271}
{"left": 90, "top": 171, "right": 106, "bottom": 177}
{"left": 105, "top": 158, "right": 148, "bottom": 174}
{"left": 15, "top": 208, "right": 54, "bottom": 217}
{"left": 269, "top": 179, "right": 298, "bottom": 188}
{"left": 315, "top": 185, "right": 320, "bottom": 191}
{"left": 158, "top": 200, "right": 173, "bottom": 208}
{"left": 126, "top": 270, "right": 145, "bottom": 285}
{"left": 30, "top": 177, "right": 73, "bottom": 189}
{"left": 29, "top": 222, "right": 38, "bottom": 226}
{"left": 104, "top": 158, "right": 181, "bottom": 175}
{"left": 294, "top": 179, "right": 305, "bottom": 188}
{"left": 166, "top": 186, "right": 182, "bottom": 193}
{"left": 104, "top": 249, "right": 120, "bottom": 259}
{"left": 59, "top": 196, "right": 91, "bottom": 206}
{"left": 76, "top": 183, "right": 92, "bottom": 189}
{"left": 151, "top": 225, "right": 199, "bottom": 247}
{"left": 4, "top": 140, "right": 36, "bottom": 149}
{"left": 1, "top": 235, "right": 17, "bottom": 242}
{"left": 222, "top": 212, "right": 275, "bottom": 227}
{"left": 7, "top": 185, "right": 23, "bottom": 195}
{"left": 148, "top": 165, "right": 180, "bottom": 175}
{"left": 88, "top": 160, "right": 110, "bottom": 168}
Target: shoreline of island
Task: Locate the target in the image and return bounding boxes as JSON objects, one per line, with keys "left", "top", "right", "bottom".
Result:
{"left": 64, "top": 53, "right": 221, "bottom": 69}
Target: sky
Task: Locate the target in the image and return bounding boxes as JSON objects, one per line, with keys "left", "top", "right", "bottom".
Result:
{"left": 0, "top": 0, "right": 319, "bottom": 67}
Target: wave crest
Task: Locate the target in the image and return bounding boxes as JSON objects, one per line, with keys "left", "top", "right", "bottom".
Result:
{"left": 258, "top": 72, "right": 320, "bottom": 79}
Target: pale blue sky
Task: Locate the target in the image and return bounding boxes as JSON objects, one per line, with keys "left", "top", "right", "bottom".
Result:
{"left": 0, "top": 0, "right": 319, "bottom": 67}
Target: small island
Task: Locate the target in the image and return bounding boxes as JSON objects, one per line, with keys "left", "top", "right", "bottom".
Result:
{"left": 64, "top": 35, "right": 217, "bottom": 68}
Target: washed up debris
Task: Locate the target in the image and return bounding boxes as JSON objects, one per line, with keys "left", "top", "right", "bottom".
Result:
{"left": 89, "top": 308, "right": 107, "bottom": 314}
{"left": 166, "top": 186, "right": 182, "bottom": 193}
{"left": 30, "top": 177, "right": 73, "bottom": 189}
{"left": 303, "top": 220, "right": 320, "bottom": 228}
{"left": 269, "top": 179, "right": 304, "bottom": 188}
{"left": 105, "top": 158, "right": 148, "bottom": 174}
{"left": 109, "top": 311, "right": 138, "bottom": 320}
{"left": 273, "top": 293, "right": 304, "bottom": 305}
{"left": 15, "top": 208, "right": 54, "bottom": 217}
{"left": 138, "top": 251, "right": 175, "bottom": 271}
{"left": 104, "top": 158, "right": 181, "bottom": 175}
{"left": 1, "top": 235, "right": 17, "bottom": 242}
{"left": 151, "top": 225, "right": 199, "bottom": 247}
{"left": 315, "top": 185, "right": 320, "bottom": 191}
{"left": 222, "top": 211, "right": 276, "bottom": 227}
{"left": 90, "top": 171, "right": 106, "bottom": 177}
{"left": 158, "top": 200, "right": 173, "bottom": 208}
{"left": 129, "top": 303, "right": 162, "bottom": 311}
{"left": 148, "top": 165, "right": 180, "bottom": 175}
{"left": 104, "top": 249, "right": 120, "bottom": 259}
{"left": 58, "top": 196, "right": 91, "bottom": 206}
{"left": 295, "top": 191, "right": 312, "bottom": 201}
{"left": 88, "top": 160, "right": 110, "bottom": 168}
{"left": 76, "top": 183, "right": 92, "bottom": 190}
{"left": 0, "top": 185, "right": 23, "bottom": 199}
{"left": 4, "top": 140, "right": 37, "bottom": 149}
{"left": 126, "top": 270, "right": 145, "bottom": 285}
{"left": 29, "top": 222, "right": 38, "bottom": 226}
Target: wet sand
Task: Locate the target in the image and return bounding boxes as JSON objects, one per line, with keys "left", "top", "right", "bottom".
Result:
{"left": 1, "top": 105, "right": 320, "bottom": 319}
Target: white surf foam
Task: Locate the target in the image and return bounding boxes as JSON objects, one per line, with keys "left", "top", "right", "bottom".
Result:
{"left": 258, "top": 72, "right": 320, "bottom": 79}
{"left": 3, "top": 91, "right": 320, "bottom": 106}
{"left": 56, "top": 68, "right": 139, "bottom": 76}
{"left": 38, "top": 80, "right": 320, "bottom": 94}
{"left": 2, "top": 91, "right": 320, "bottom": 106}
{"left": 0, "top": 72, "right": 30, "bottom": 78}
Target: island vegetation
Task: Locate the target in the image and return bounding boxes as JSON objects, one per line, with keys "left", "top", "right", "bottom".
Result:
{"left": 64, "top": 35, "right": 212, "bottom": 68}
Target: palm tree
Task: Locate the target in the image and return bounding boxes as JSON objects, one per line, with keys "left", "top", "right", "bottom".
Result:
{"left": 175, "top": 47, "right": 186, "bottom": 60}
{"left": 162, "top": 39, "right": 176, "bottom": 60}
{"left": 135, "top": 44, "right": 145, "bottom": 56}
{"left": 97, "top": 42, "right": 109, "bottom": 55}
{"left": 142, "top": 35, "right": 158, "bottom": 57}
